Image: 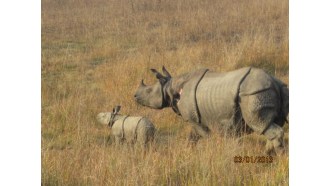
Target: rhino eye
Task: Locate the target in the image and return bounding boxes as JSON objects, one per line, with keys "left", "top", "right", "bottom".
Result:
{"left": 146, "top": 87, "right": 152, "bottom": 93}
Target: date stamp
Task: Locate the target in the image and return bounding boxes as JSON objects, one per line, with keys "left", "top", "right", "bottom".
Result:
{"left": 234, "top": 156, "right": 273, "bottom": 163}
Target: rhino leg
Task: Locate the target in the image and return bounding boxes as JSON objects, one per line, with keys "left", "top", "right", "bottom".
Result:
{"left": 146, "top": 129, "right": 155, "bottom": 149}
{"left": 135, "top": 133, "right": 145, "bottom": 149}
{"left": 188, "top": 124, "right": 210, "bottom": 146}
{"left": 135, "top": 127, "right": 155, "bottom": 151}
{"left": 239, "top": 89, "right": 285, "bottom": 155}
{"left": 145, "top": 133, "right": 156, "bottom": 152}
{"left": 263, "top": 124, "right": 284, "bottom": 155}
{"left": 114, "top": 136, "right": 123, "bottom": 148}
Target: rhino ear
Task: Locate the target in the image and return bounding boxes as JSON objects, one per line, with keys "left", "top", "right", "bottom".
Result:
{"left": 162, "top": 66, "right": 172, "bottom": 78}
{"left": 150, "top": 69, "right": 165, "bottom": 80}
{"left": 113, "top": 105, "right": 121, "bottom": 114}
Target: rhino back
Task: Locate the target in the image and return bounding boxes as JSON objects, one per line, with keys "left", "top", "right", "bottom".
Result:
{"left": 195, "top": 68, "right": 250, "bottom": 125}
{"left": 111, "top": 116, "right": 140, "bottom": 138}
{"left": 136, "top": 118, "right": 155, "bottom": 133}
{"left": 239, "top": 68, "right": 274, "bottom": 96}
{"left": 123, "top": 117, "right": 143, "bottom": 141}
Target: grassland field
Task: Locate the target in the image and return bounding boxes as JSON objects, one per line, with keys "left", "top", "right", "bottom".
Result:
{"left": 42, "top": 0, "right": 289, "bottom": 185}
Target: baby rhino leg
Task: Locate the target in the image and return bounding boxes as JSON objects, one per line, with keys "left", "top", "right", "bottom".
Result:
{"left": 114, "top": 136, "right": 123, "bottom": 148}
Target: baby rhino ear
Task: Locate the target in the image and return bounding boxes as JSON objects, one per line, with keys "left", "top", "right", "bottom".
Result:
{"left": 113, "top": 105, "right": 121, "bottom": 114}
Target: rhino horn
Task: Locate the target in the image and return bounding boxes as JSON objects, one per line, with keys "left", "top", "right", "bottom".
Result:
{"left": 140, "top": 79, "right": 146, "bottom": 86}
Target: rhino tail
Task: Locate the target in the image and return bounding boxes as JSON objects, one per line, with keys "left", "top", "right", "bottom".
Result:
{"left": 274, "top": 79, "right": 289, "bottom": 126}
{"left": 280, "top": 85, "right": 289, "bottom": 124}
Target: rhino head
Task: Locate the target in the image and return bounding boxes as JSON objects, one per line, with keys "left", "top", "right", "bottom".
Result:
{"left": 134, "top": 66, "right": 172, "bottom": 109}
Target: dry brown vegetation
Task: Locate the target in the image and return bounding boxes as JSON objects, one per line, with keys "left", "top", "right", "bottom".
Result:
{"left": 42, "top": 0, "right": 289, "bottom": 185}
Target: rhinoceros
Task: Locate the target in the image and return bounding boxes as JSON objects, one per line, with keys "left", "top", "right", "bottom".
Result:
{"left": 97, "top": 106, "right": 156, "bottom": 148}
{"left": 134, "top": 66, "right": 289, "bottom": 155}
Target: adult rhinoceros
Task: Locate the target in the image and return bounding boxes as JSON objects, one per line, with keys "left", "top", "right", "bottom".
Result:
{"left": 134, "top": 66, "right": 289, "bottom": 155}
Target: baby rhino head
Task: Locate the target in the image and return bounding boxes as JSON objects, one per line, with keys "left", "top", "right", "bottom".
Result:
{"left": 96, "top": 106, "right": 121, "bottom": 126}
{"left": 96, "top": 112, "right": 111, "bottom": 125}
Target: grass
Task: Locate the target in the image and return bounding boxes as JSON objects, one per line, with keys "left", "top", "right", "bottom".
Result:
{"left": 42, "top": 0, "right": 289, "bottom": 185}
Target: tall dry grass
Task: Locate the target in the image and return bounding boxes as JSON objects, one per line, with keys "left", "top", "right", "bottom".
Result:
{"left": 42, "top": 0, "right": 289, "bottom": 185}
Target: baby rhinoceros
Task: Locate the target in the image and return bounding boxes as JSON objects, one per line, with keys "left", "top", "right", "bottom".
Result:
{"left": 97, "top": 106, "right": 155, "bottom": 148}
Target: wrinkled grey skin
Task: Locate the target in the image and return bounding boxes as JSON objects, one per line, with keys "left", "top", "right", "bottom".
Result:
{"left": 97, "top": 106, "right": 155, "bottom": 148}
{"left": 134, "top": 67, "right": 289, "bottom": 155}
